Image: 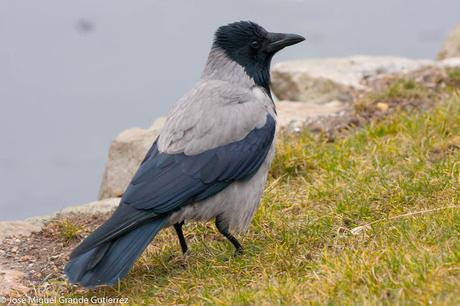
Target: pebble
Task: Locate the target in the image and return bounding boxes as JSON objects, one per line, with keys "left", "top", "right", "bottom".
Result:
{"left": 376, "top": 102, "right": 389, "bottom": 111}
{"left": 20, "top": 255, "right": 32, "bottom": 262}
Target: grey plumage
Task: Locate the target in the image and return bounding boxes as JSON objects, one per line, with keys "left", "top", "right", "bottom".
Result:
{"left": 166, "top": 74, "right": 277, "bottom": 233}
{"left": 65, "top": 21, "right": 304, "bottom": 288}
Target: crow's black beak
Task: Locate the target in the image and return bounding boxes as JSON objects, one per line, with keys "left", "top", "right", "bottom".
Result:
{"left": 266, "top": 32, "right": 305, "bottom": 53}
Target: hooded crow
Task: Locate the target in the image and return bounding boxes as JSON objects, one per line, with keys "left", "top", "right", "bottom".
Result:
{"left": 65, "top": 21, "right": 305, "bottom": 287}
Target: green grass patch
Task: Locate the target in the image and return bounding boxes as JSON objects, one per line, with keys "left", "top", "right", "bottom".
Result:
{"left": 377, "top": 79, "right": 429, "bottom": 101}
{"left": 56, "top": 219, "right": 83, "bottom": 243}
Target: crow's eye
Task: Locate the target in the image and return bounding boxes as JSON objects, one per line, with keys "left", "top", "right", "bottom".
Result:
{"left": 250, "top": 41, "right": 260, "bottom": 49}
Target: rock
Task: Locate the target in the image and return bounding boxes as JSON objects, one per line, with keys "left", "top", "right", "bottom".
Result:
{"left": 0, "top": 266, "right": 28, "bottom": 296}
{"left": 437, "top": 57, "right": 460, "bottom": 68}
{"left": 0, "top": 198, "right": 120, "bottom": 244}
{"left": 0, "top": 219, "right": 45, "bottom": 245}
{"left": 438, "top": 23, "right": 460, "bottom": 60}
{"left": 271, "top": 56, "right": 432, "bottom": 104}
{"left": 276, "top": 100, "right": 348, "bottom": 132}
{"left": 98, "top": 117, "right": 166, "bottom": 199}
{"left": 59, "top": 197, "right": 119, "bottom": 215}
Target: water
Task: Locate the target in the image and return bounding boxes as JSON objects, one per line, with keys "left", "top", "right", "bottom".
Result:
{"left": 1, "top": 0, "right": 459, "bottom": 220}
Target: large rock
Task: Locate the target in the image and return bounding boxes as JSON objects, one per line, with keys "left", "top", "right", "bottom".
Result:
{"left": 271, "top": 56, "right": 432, "bottom": 104}
{"left": 276, "top": 100, "right": 348, "bottom": 132}
{"left": 0, "top": 198, "right": 119, "bottom": 244}
{"left": 438, "top": 23, "right": 460, "bottom": 60}
{"left": 98, "top": 117, "right": 166, "bottom": 199}
{"left": 437, "top": 57, "right": 460, "bottom": 68}
{"left": 0, "top": 198, "right": 118, "bottom": 245}
{"left": 59, "top": 197, "right": 120, "bottom": 215}
{"left": 0, "top": 218, "right": 45, "bottom": 245}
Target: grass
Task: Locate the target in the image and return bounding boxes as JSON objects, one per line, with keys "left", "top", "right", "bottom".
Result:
{"left": 447, "top": 68, "right": 460, "bottom": 88}
{"left": 377, "top": 79, "right": 429, "bottom": 101}
{"left": 354, "top": 78, "right": 434, "bottom": 117}
{"left": 46, "top": 80, "right": 460, "bottom": 304}
{"left": 56, "top": 218, "right": 83, "bottom": 243}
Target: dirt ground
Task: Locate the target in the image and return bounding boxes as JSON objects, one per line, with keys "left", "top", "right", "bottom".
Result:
{"left": 0, "top": 212, "right": 112, "bottom": 297}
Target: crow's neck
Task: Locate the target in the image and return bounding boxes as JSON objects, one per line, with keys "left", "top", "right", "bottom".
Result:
{"left": 202, "top": 48, "right": 272, "bottom": 98}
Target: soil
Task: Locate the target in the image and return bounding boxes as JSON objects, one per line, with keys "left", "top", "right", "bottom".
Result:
{"left": 0, "top": 212, "right": 111, "bottom": 296}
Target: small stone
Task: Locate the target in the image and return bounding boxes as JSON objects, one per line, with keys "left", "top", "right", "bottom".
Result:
{"left": 351, "top": 225, "right": 371, "bottom": 235}
{"left": 19, "top": 255, "right": 32, "bottom": 262}
{"left": 376, "top": 102, "right": 389, "bottom": 111}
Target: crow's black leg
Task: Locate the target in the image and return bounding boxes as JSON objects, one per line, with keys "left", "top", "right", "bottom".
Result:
{"left": 215, "top": 216, "right": 243, "bottom": 255}
{"left": 173, "top": 221, "right": 188, "bottom": 254}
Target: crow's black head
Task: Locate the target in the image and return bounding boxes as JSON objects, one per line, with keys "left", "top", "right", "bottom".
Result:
{"left": 212, "top": 21, "right": 305, "bottom": 92}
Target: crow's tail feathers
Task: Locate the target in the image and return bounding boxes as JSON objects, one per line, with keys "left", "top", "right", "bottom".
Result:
{"left": 64, "top": 217, "right": 167, "bottom": 288}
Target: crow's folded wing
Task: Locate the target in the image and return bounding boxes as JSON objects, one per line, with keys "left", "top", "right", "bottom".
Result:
{"left": 122, "top": 114, "right": 275, "bottom": 212}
